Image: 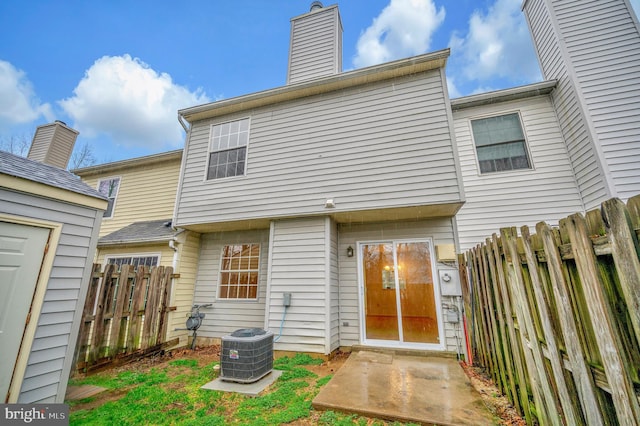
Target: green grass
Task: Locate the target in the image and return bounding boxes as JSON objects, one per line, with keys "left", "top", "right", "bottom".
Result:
{"left": 68, "top": 354, "right": 415, "bottom": 425}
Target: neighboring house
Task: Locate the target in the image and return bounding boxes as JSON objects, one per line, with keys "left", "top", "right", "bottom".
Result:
{"left": 452, "top": 0, "right": 640, "bottom": 250}
{"left": 73, "top": 150, "right": 199, "bottom": 346}
{"left": 174, "top": 4, "right": 466, "bottom": 356}
{"left": 451, "top": 82, "right": 586, "bottom": 250}
{"left": 0, "top": 121, "right": 107, "bottom": 403}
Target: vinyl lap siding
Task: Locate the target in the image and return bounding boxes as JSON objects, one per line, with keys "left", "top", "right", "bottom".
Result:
{"left": 0, "top": 188, "right": 101, "bottom": 403}
{"left": 524, "top": 0, "right": 609, "bottom": 209}
{"left": 453, "top": 96, "right": 584, "bottom": 251}
{"left": 288, "top": 7, "right": 340, "bottom": 84}
{"left": 80, "top": 158, "right": 181, "bottom": 238}
{"left": 268, "top": 218, "right": 327, "bottom": 353}
{"left": 337, "top": 218, "right": 455, "bottom": 348}
{"left": 552, "top": 0, "right": 640, "bottom": 202}
{"left": 176, "top": 71, "right": 461, "bottom": 227}
{"left": 194, "top": 229, "right": 269, "bottom": 337}
{"left": 167, "top": 231, "right": 200, "bottom": 346}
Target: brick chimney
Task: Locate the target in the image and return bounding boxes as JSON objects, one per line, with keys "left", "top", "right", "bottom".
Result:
{"left": 27, "top": 120, "right": 78, "bottom": 169}
{"left": 287, "top": 2, "right": 343, "bottom": 84}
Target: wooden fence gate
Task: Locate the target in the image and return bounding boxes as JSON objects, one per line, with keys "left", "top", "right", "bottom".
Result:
{"left": 74, "top": 263, "right": 178, "bottom": 374}
{"left": 459, "top": 195, "right": 640, "bottom": 425}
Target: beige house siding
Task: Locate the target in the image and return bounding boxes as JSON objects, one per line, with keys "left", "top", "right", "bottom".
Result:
{"left": 76, "top": 153, "right": 181, "bottom": 238}
{"left": 167, "top": 230, "right": 201, "bottom": 346}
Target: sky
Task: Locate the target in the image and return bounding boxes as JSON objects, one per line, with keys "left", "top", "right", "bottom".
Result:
{"left": 1, "top": 0, "right": 639, "bottom": 165}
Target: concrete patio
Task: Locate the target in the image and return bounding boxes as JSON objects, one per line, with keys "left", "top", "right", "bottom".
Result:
{"left": 313, "top": 350, "right": 498, "bottom": 425}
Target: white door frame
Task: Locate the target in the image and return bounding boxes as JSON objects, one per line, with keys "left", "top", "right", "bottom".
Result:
{"left": 1, "top": 214, "right": 61, "bottom": 403}
{"left": 356, "top": 238, "right": 445, "bottom": 351}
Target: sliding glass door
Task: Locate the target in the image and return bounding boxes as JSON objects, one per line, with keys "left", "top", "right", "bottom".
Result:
{"left": 360, "top": 240, "right": 441, "bottom": 347}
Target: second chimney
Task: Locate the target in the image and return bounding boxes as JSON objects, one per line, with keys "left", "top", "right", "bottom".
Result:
{"left": 27, "top": 121, "right": 79, "bottom": 169}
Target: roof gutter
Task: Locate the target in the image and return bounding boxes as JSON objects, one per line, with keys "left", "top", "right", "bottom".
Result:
{"left": 450, "top": 80, "right": 557, "bottom": 111}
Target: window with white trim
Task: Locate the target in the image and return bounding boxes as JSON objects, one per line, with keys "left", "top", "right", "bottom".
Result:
{"left": 106, "top": 255, "right": 159, "bottom": 269}
{"left": 97, "top": 177, "right": 121, "bottom": 218}
{"left": 219, "top": 244, "right": 259, "bottom": 299}
{"left": 471, "top": 113, "right": 531, "bottom": 174}
{"left": 207, "top": 118, "right": 250, "bottom": 180}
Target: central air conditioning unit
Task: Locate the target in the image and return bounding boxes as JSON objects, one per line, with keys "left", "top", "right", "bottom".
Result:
{"left": 220, "top": 328, "right": 274, "bottom": 383}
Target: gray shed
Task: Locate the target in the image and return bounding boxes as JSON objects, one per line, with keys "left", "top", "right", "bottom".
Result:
{"left": 0, "top": 150, "right": 107, "bottom": 403}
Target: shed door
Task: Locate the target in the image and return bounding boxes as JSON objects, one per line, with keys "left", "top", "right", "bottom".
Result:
{"left": 0, "top": 221, "right": 49, "bottom": 400}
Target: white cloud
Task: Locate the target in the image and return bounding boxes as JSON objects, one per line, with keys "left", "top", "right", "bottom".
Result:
{"left": 59, "top": 55, "right": 209, "bottom": 149}
{"left": 353, "top": 0, "right": 445, "bottom": 68}
{"left": 0, "top": 60, "right": 52, "bottom": 127}
{"left": 448, "top": 0, "right": 540, "bottom": 93}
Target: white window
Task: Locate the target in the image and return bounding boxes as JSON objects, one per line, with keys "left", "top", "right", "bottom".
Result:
{"left": 105, "top": 255, "right": 159, "bottom": 270}
{"left": 471, "top": 113, "right": 531, "bottom": 174}
{"left": 97, "top": 177, "right": 121, "bottom": 218}
{"left": 218, "top": 244, "right": 260, "bottom": 299}
{"left": 207, "top": 118, "right": 250, "bottom": 180}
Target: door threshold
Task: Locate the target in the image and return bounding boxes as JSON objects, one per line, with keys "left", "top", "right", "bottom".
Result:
{"left": 350, "top": 344, "right": 458, "bottom": 359}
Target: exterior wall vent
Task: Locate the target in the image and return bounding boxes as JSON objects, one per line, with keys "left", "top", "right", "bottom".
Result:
{"left": 220, "top": 328, "right": 274, "bottom": 383}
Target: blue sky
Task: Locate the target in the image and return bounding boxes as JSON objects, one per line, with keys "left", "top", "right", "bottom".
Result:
{"left": 1, "top": 0, "right": 638, "bottom": 165}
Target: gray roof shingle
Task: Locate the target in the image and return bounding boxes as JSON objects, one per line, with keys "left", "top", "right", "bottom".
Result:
{"left": 0, "top": 150, "right": 106, "bottom": 200}
{"left": 99, "top": 219, "right": 176, "bottom": 246}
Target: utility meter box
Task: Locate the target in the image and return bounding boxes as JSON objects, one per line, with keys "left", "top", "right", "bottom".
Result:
{"left": 439, "top": 269, "right": 462, "bottom": 296}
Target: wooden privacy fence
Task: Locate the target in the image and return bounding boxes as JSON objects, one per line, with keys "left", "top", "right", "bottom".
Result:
{"left": 74, "top": 264, "right": 178, "bottom": 373}
{"left": 459, "top": 195, "right": 640, "bottom": 425}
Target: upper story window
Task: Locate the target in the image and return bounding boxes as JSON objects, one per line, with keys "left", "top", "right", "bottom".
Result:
{"left": 471, "top": 112, "right": 531, "bottom": 174}
{"left": 219, "top": 243, "right": 260, "bottom": 300}
{"left": 207, "top": 118, "right": 250, "bottom": 180}
{"left": 97, "top": 177, "right": 121, "bottom": 218}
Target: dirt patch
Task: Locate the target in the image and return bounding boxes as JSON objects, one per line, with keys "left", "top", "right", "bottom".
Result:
{"left": 460, "top": 362, "right": 526, "bottom": 426}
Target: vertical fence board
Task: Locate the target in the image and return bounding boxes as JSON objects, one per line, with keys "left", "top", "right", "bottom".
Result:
{"left": 537, "top": 222, "right": 605, "bottom": 425}
{"left": 502, "top": 227, "right": 560, "bottom": 426}
{"left": 521, "top": 226, "right": 581, "bottom": 425}
{"left": 126, "top": 265, "right": 148, "bottom": 352}
{"left": 490, "top": 235, "right": 532, "bottom": 423}
{"left": 107, "top": 264, "right": 130, "bottom": 356}
{"left": 601, "top": 198, "right": 640, "bottom": 347}
{"left": 483, "top": 238, "right": 513, "bottom": 402}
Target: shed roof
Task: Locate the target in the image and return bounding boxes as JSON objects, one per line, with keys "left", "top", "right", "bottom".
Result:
{"left": 0, "top": 150, "right": 106, "bottom": 200}
{"left": 98, "top": 219, "right": 176, "bottom": 246}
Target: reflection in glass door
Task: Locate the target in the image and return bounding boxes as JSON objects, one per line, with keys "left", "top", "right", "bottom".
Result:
{"left": 361, "top": 240, "right": 440, "bottom": 346}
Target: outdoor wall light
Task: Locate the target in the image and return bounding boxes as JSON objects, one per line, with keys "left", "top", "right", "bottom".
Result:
{"left": 347, "top": 246, "right": 354, "bottom": 257}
